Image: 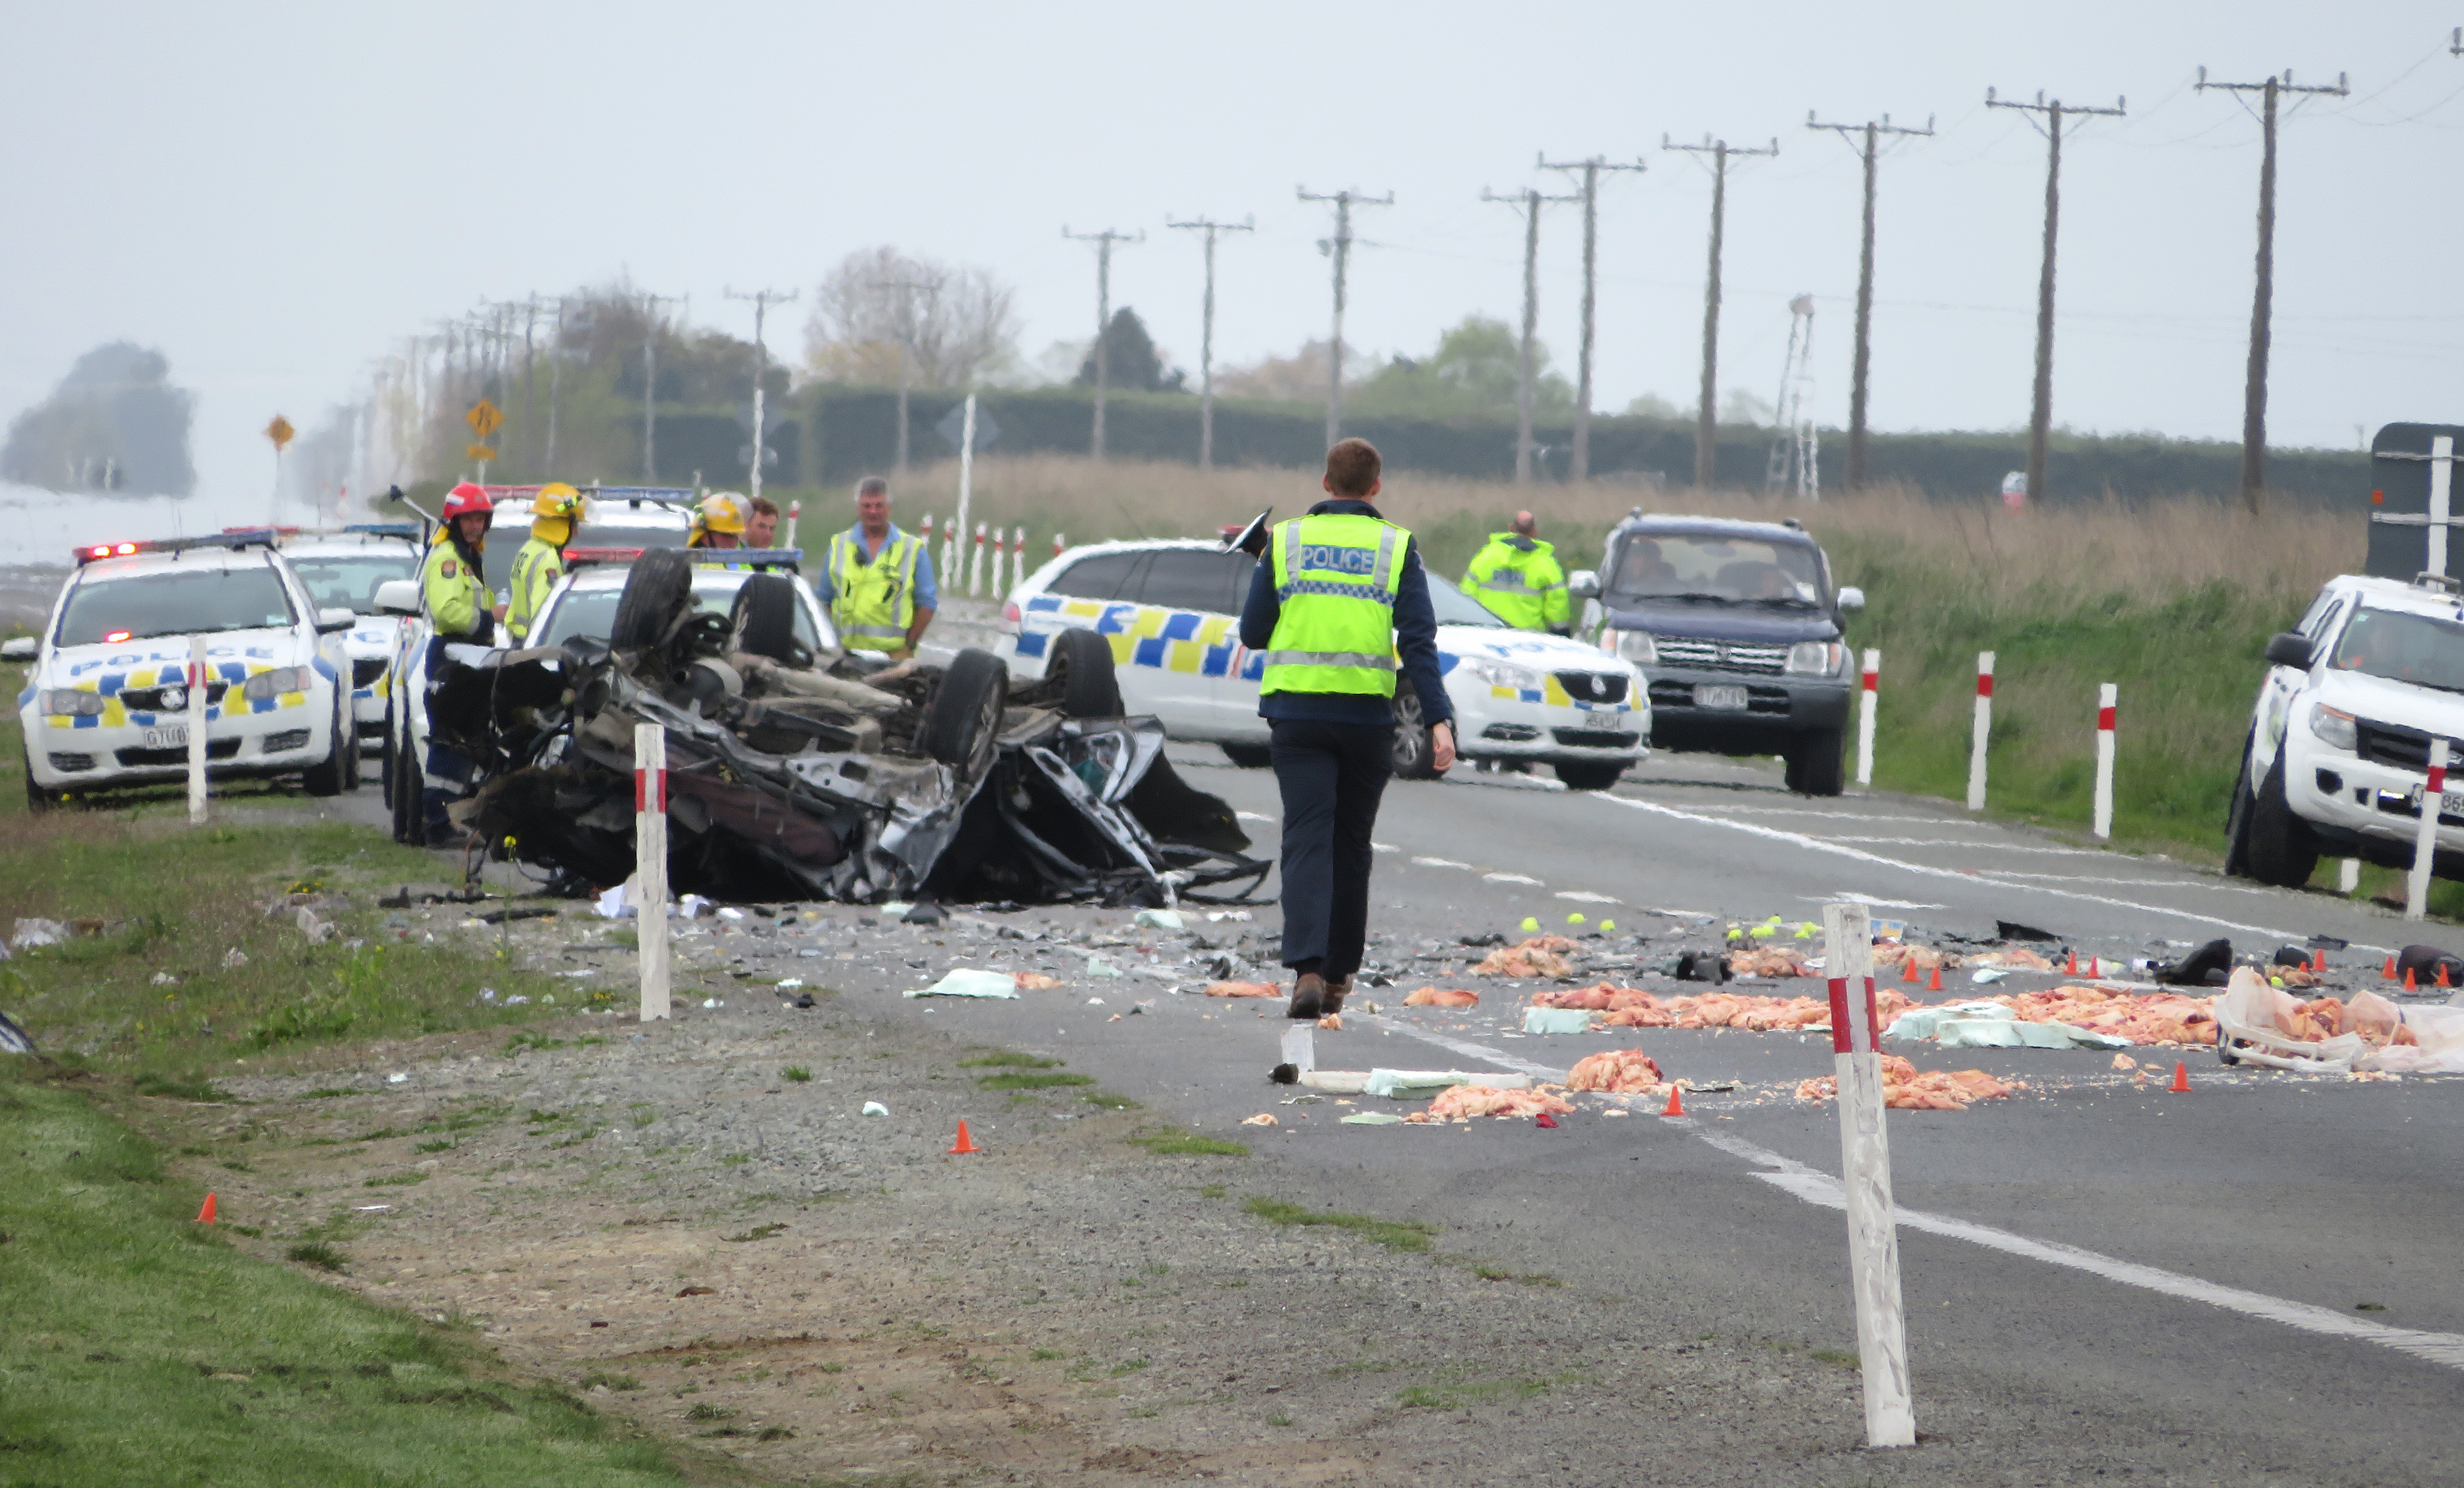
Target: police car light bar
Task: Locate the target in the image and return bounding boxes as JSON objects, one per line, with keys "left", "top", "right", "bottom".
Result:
{"left": 73, "top": 529, "right": 280, "bottom": 566}
{"left": 340, "top": 523, "right": 420, "bottom": 538}
{"left": 560, "top": 547, "right": 646, "bottom": 567}
{"left": 693, "top": 548, "right": 803, "bottom": 571}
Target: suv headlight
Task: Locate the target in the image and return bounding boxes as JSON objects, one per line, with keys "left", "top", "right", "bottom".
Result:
{"left": 242, "top": 666, "right": 308, "bottom": 701}
{"left": 1785, "top": 641, "right": 1845, "bottom": 676}
{"left": 1462, "top": 657, "right": 1545, "bottom": 693}
{"left": 1609, "top": 630, "right": 1656, "bottom": 665}
{"left": 38, "top": 689, "right": 105, "bottom": 717}
{"left": 2307, "top": 703, "right": 2357, "bottom": 752}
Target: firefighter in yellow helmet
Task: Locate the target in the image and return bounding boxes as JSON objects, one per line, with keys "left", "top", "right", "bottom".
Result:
{"left": 507, "top": 483, "right": 580, "bottom": 643}
{"left": 688, "top": 492, "right": 747, "bottom": 550}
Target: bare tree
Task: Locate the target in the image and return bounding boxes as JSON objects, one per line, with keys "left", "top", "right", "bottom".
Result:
{"left": 806, "top": 247, "right": 1021, "bottom": 388}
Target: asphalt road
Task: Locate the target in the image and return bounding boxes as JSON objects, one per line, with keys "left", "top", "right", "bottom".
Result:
{"left": 836, "top": 747, "right": 2464, "bottom": 1481}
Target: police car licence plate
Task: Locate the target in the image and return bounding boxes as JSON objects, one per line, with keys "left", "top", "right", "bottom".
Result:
{"left": 1693, "top": 684, "right": 1749, "bottom": 711}
{"left": 144, "top": 724, "right": 189, "bottom": 750}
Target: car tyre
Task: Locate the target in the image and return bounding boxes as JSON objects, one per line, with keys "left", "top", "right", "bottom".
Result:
{"left": 390, "top": 714, "right": 423, "bottom": 846}
{"left": 380, "top": 713, "right": 396, "bottom": 811}
{"left": 23, "top": 755, "right": 57, "bottom": 813}
{"left": 2240, "top": 747, "right": 2319, "bottom": 889}
{"left": 303, "top": 696, "right": 351, "bottom": 797}
{"left": 1045, "top": 628, "right": 1123, "bottom": 717}
{"left": 1220, "top": 742, "right": 1273, "bottom": 769}
{"left": 611, "top": 547, "right": 694, "bottom": 651}
{"left": 1554, "top": 760, "right": 1625, "bottom": 792}
{"left": 2222, "top": 734, "right": 2256, "bottom": 879}
{"left": 1783, "top": 727, "right": 1846, "bottom": 797}
{"left": 1390, "top": 683, "right": 1440, "bottom": 780}
{"left": 730, "top": 573, "right": 810, "bottom": 667}
{"left": 921, "top": 648, "right": 1009, "bottom": 784}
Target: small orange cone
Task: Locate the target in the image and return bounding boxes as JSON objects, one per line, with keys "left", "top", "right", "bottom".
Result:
{"left": 1899, "top": 956, "right": 1918, "bottom": 984}
{"left": 2312, "top": 949, "right": 2326, "bottom": 973}
{"left": 2066, "top": 949, "right": 2078, "bottom": 975}
{"left": 196, "top": 1193, "right": 217, "bottom": 1224}
{"left": 1661, "top": 1084, "right": 1686, "bottom": 1117}
{"left": 2168, "top": 1062, "right": 2190, "bottom": 1093}
{"left": 2405, "top": 966, "right": 2418, "bottom": 992}
{"left": 2441, "top": 963, "right": 2453, "bottom": 989}
{"left": 2089, "top": 956, "right": 2102, "bottom": 979}
{"left": 1926, "top": 963, "right": 1942, "bottom": 993}
{"left": 947, "top": 1121, "right": 979, "bottom": 1155}
{"left": 2385, "top": 953, "right": 2399, "bottom": 979}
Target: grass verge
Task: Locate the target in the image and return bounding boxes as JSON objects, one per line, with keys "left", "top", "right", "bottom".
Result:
{"left": 1242, "top": 1196, "right": 1436, "bottom": 1253}
{"left": 1125, "top": 1129, "right": 1249, "bottom": 1157}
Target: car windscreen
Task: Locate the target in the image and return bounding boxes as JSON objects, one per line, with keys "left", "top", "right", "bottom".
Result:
{"left": 287, "top": 553, "right": 417, "bottom": 613}
{"left": 57, "top": 565, "right": 297, "bottom": 645}
{"left": 1427, "top": 573, "right": 1507, "bottom": 627}
{"left": 1608, "top": 532, "right": 1824, "bottom": 607}
{"left": 535, "top": 574, "right": 825, "bottom": 652}
{"left": 2329, "top": 606, "right": 2464, "bottom": 694}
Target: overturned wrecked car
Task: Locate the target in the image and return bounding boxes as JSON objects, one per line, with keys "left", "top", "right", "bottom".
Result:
{"left": 427, "top": 548, "right": 1266, "bottom": 906}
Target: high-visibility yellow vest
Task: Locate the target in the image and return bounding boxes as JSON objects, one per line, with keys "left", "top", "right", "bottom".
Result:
{"left": 1462, "top": 532, "right": 1568, "bottom": 630}
{"left": 421, "top": 536, "right": 491, "bottom": 640}
{"left": 1259, "top": 512, "right": 1408, "bottom": 697}
{"left": 828, "top": 529, "right": 919, "bottom": 652}
{"left": 506, "top": 537, "right": 562, "bottom": 642}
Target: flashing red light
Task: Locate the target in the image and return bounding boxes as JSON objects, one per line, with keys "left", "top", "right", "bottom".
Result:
{"left": 104, "top": 630, "right": 132, "bottom": 643}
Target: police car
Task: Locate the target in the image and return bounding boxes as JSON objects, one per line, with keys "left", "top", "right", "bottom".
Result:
{"left": 6, "top": 531, "right": 359, "bottom": 809}
{"left": 278, "top": 526, "right": 421, "bottom": 756}
{"left": 994, "top": 537, "right": 1649, "bottom": 789}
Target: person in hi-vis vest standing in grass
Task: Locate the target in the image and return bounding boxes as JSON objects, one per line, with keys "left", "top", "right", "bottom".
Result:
{"left": 819, "top": 476, "right": 937, "bottom": 658}
{"left": 1461, "top": 510, "right": 1571, "bottom": 633}
{"left": 1238, "top": 439, "right": 1455, "bottom": 1021}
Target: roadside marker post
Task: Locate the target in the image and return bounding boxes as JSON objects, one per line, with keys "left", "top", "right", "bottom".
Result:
{"left": 1011, "top": 527, "right": 1026, "bottom": 594}
{"left": 938, "top": 517, "right": 956, "bottom": 586}
{"left": 635, "top": 723, "right": 671, "bottom": 1021}
{"left": 2407, "top": 738, "right": 2447, "bottom": 920}
{"left": 2092, "top": 683, "right": 2118, "bottom": 840}
{"left": 970, "top": 523, "right": 987, "bottom": 597}
{"left": 988, "top": 526, "right": 1006, "bottom": 597}
{"left": 185, "top": 637, "right": 210, "bottom": 825}
{"left": 1053, "top": 531, "right": 1066, "bottom": 559}
{"left": 1821, "top": 899, "right": 1917, "bottom": 1449}
{"left": 1855, "top": 649, "right": 1880, "bottom": 787}
{"left": 1967, "top": 651, "right": 1994, "bottom": 812}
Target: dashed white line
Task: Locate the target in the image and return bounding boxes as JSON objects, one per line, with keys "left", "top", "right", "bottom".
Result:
{"left": 1412, "top": 856, "right": 1473, "bottom": 869}
{"left": 1482, "top": 872, "right": 1545, "bottom": 886}
{"left": 1554, "top": 890, "right": 1620, "bottom": 904}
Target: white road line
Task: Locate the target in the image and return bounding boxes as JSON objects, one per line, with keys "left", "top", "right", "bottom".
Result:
{"left": 1968, "top": 868, "right": 2286, "bottom": 896}
{"left": 1483, "top": 872, "right": 1545, "bottom": 886}
{"left": 1350, "top": 1013, "right": 1567, "bottom": 1081}
{"left": 1555, "top": 890, "right": 1620, "bottom": 904}
{"left": 1668, "top": 804, "right": 1976, "bottom": 823}
{"left": 1824, "top": 837, "right": 2110, "bottom": 856}
{"left": 1236, "top": 811, "right": 1275, "bottom": 823}
{"left": 1593, "top": 793, "right": 2393, "bottom": 954}
{"left": 1412, "top": 856, "right": 1473, "bottom": 869}
{"left": 1372, "top": 1019, "right": 2464, "bottom": 1376}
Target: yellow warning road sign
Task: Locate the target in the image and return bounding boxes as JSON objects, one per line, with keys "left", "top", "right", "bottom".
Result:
{"left": 466, "top": 398, "right": 503, "bottom": 439}
{"left": 265, "top": 415, "right": 295, "bottom": 450}
{"left": 466, "top": 443, "right": 497, "bottom": 462}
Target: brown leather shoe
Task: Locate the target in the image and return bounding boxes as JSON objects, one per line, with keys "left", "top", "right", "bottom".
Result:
{"left": 1321, "top": 977, "right": 1352, "bottom": 1015}
{"left": 1286, "top": 972, "right": 1327, "bottom": 1020}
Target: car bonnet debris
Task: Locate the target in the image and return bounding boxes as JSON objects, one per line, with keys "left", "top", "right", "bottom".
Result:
{"left": 428, "top": 549, "right": 1267, "bottom": 906}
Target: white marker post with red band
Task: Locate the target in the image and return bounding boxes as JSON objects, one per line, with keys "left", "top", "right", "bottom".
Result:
{"left": 1822, "top": 899, "right": 1915, "bottom": 1448}
{"left": 988, "top": 524, "right": 1005, "bottom": 597}
{"left": 1052, "top": 531, "right": 1066, "bottom": 559}
{"left": 2092, "top": 683, "right": 2118, "bottom": 840}
{"left": 970, "top": 522, "right": 987, "bottom": 597}
{"left": 635, "top": 723, "right": 671, "bottom": 1021}
{"left": 1855, "top": 649, "right": 1880, "bottom": 787}
{"left": 1011, "top": 527, "right": 1026, "bottom": 596}
{"left": 1967, "top": 651, "right": 1995, "bottom": 811}
{"left": 2408, "top": 737, "right": 2447, "bottom": 921}
{"left": 186, "top": 637, "right": 210, "bottom": 825}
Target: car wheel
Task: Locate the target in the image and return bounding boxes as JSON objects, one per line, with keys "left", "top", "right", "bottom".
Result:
{"left": 1390, "top": 683, "right": 1439, "bottom": 780}
{"left": 303, "top": 697, "right": 350, "bottom": 797}
{"left": 921, "top": 648, "right": 1010, "bottom": 784}
{"left": 611, "top": 548, "right": 694, "bottom": 651}
{"left": 23, "top": 755, "right": 56, "bottom": 813}
{"left": 730, "top": 573, "right": 811, "bottom": 667}
{"left": 2241, "top": 747, "right": 2319, "bottom": 889}
{"left": 1045, "top": 627, "right": 1123, "bottom": 717}
{"left": 1554, "top": 760, "right": 1625, "bottom": 792}
{"left": 1220, "top": 742, "right": 1273, "bottom": 769}
{"left": 2222, "top": 734, "right": 2256, "bottom": 879}
{"left": 1783, "top": 727, "right": 1847, "bottom": 797}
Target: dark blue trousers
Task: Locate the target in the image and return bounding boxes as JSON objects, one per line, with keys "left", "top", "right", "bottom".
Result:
{"left": 1269, "top": 718, "right": 1393, "bottom": 978}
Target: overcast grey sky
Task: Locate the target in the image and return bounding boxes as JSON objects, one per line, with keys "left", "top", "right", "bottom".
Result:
{"left": 8, "top": 0, "right": 2463, "bottom": 503}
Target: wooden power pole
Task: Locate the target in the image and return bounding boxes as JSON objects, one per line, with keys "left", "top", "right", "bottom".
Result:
{"left": 1664, "top": 134, "right": 1779, "bottom": 490}
{"left": 1167, "top": 214, "right": 1254, "bottom": 469}
{"left": 1297, "top": 186, "right": 1394, "bottom": 446}
{"left": 1538, "top": 152, "right": 1646, "bottom": 482}
{"left": 1481, "top": 184, "right": 1580, "bottom": 482}
{"left": 1063, "top": 227, "right": 1143, "bottom": 461}
{"left": 1805, "top": 112, "right": 1933, "bottom": 491}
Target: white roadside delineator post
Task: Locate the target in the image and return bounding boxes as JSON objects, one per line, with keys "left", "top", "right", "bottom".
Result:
{"left": 2092, "top": 683, "right": 2118, "bottom": 840}
{"left": 1011, "top": 527, "right": 1026, "bottom": 594}
{"left": 636, "top": 723, "right": 671, "bottom": 1021}
{"left": 1821, "top": 899, "right": 1916, "bottom": 1448}
{"left": 185, "top": 637, "right": 210, "bottom": 826}
{"left": 988, "top": 525, "right": 1006, "bottom": 597}
{"left": 970, "top": 522, "right": 987, "bottom": 597}
{"left": 2341, "top": 859, "right": 2362, "bottom": 896}
{"left": 2407, "top": 738, "right": 2447, "bottom": 921}
{"left": 1053, "top": 531, "right": 1066, "bottom": 560}
{"left": 1855, "top": 649, "right": 1880, "bottom": 787}
{"left": 1967, "top": 651, "right": 1995, "bottom": 812}
{"left": 938, "top": 517, "right": 956, "bottom": 587}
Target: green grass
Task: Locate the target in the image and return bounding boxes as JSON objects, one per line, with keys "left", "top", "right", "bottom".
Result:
{"left": 974, "top": 1072, "right": 1095, "bottom": 1090}
{"left": 1125, "top": 1130, "right": 1249, "bottom": 1158}
{"left": 1084, "top": 1092, "right": 1141, "bottom": 1110}
{"left": 1242, "top": 1196, "right": 1437, "bottom": 1253}
{"left": 781, "top": 1065, "right": 812, "bottom": 1083}
{"left": 956, "top": 1051, "right": 1062, "bottom": 1069}
{"left": 0, "top": 1065, "right": 686, "bottom": 1484}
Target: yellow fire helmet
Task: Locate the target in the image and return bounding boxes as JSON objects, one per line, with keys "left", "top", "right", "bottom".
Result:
{"left": 698, "top": 491, "right": 748, "bottom": 536}
{"left": 529, "top": 482, "right": 582, "bottom": 520}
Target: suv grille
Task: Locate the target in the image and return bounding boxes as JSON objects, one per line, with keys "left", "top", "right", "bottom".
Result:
{"left": 117, "top": 740, "right": 239, "bottom": 767}
{"left": 1648, "top": 679, "right": 1793, "bottom": 715}
{"left": 1650, "top": 636, "right": 1789, "bottom": 674}
{"left": 1552, "top": 671, "right": 1628, "bottom": 704}
{"left": 352, "top": 658, "right": 389, "bottom": 688}
{"left": 117, "top": 681, "right": 229, "bottom": 713}
{"left": 2354, "top": 718, "right": 2464, "bottom": 772}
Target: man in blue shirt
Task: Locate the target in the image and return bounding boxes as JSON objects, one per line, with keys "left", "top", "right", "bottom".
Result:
{"left": 1238, "top": 439, "right": 1455, "bottom": 1019}
{"left": 816, "top": 477, "right": 939, "bottom": 656}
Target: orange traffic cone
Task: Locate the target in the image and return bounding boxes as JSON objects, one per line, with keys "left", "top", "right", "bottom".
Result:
{"left": 2441, "top": 963, "right": 2452, "bottom": 989}
{"left": 2169, "top": 1062, "right": 2190, "bottom": 1093}
{"left": 2385, "top": 953, "right": 2399, "bottom": 979}
{"left": 2089, "top": 956, "right": 2103, "bottom": 979}
{"left": 196, "top": 1193, "right": 217, "bottom": 1224}
{"left": 2312, "top": 949, "right": 2326, "bottom": 973}
{"left": 1926, "top": 963, "right": 1943, "bottom": 993}
{"left": 947, "top": 1121, "right": 979, "bottom": 1155}
{"left": 2405, "top": 967, "right": 2418, "bottom": 992}
{"left": 1661, "top": 1084, "right": 1686, "bottom": 1117}
{"left": 1899, "top": 955, "right": 1918, "bottom": 984}
{"left": 2066, "top": 949, "right": 2078, "bottom": 975}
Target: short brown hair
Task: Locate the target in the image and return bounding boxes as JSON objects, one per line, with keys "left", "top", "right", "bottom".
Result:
{"left": 1325, "top": 438, "right": 1381, "bottom": 497}
{"left": 748, "top": 495, "right": 779, "bottom": 518}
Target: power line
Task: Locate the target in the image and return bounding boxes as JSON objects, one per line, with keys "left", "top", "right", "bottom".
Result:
{"left": 1538, "top": 152, "right": 1646, "bottom": 482}
{"left": 1806, "top": 111, "right": 1934, "bottom": 491}
{"left": 1983, "top": 87, "right": 2126, "bottom": 506}
{"left": 639, "top": 292, "right": 686, "bottom": 485}
{"left": 2196, "top": 65, "right": 2348, "bottom": 512}
{"left": 723, "top": 287, "right": 796, "bottom": 503}
{"left": 1166, "top": 214, "right": 1254, "bottom": 469}
{"left": 1480, "top": 185, "right": 1580, "bottom": 482}
{"left": 1296, "top": 186, "right": 1395, "bottom": 445}
{"left": 1062, "top": 227, "right": 1143, "bottom": 461}
{"left": 1662, "top": 133, "right": 1779, "bottom": 488}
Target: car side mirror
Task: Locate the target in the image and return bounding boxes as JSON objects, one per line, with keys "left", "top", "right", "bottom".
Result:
{"left": 373, "top": 579, "right": 422, "bottom": 617}
{"left": 315, "top": 607, "right": 357, "bottom": 634}
{"left": 1566, "top": 569, "right": 1601, "bottom": 601}
{"left": 0, "top": 636, "right": 36, "bottom": 662}
{"left": 1835, "top": 586, "right": 1866, "bottom": 613}
{"left": 2264, "top": 631, "right": 2315, "bottom": 670}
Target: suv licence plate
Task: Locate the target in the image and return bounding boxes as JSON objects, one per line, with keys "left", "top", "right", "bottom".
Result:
{"left": 1693, "top": 684, "right": 1749, "bottom": 711}
{"left": 144, "top": 725, "right": 189, "bottom": 750}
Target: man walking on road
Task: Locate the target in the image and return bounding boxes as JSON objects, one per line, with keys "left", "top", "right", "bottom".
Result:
{"left": 1462, "top": 511, "right": 1571, "bottom": 634}
{"left": 819, "top": 477, "right": 937, "bottom": 657}
{"left": 1240, "top": 439, "right": 1456, "bottom": 1020}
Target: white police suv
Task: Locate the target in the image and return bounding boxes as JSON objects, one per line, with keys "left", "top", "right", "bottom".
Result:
{"left": 7, "top": 531, "right": 359, "bottom": 809}
{"left": 994, "top": 537, "right": 1648, "bottom": 789}
{"left": 279, "top": 526, "right": 421, "bottom": 756}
